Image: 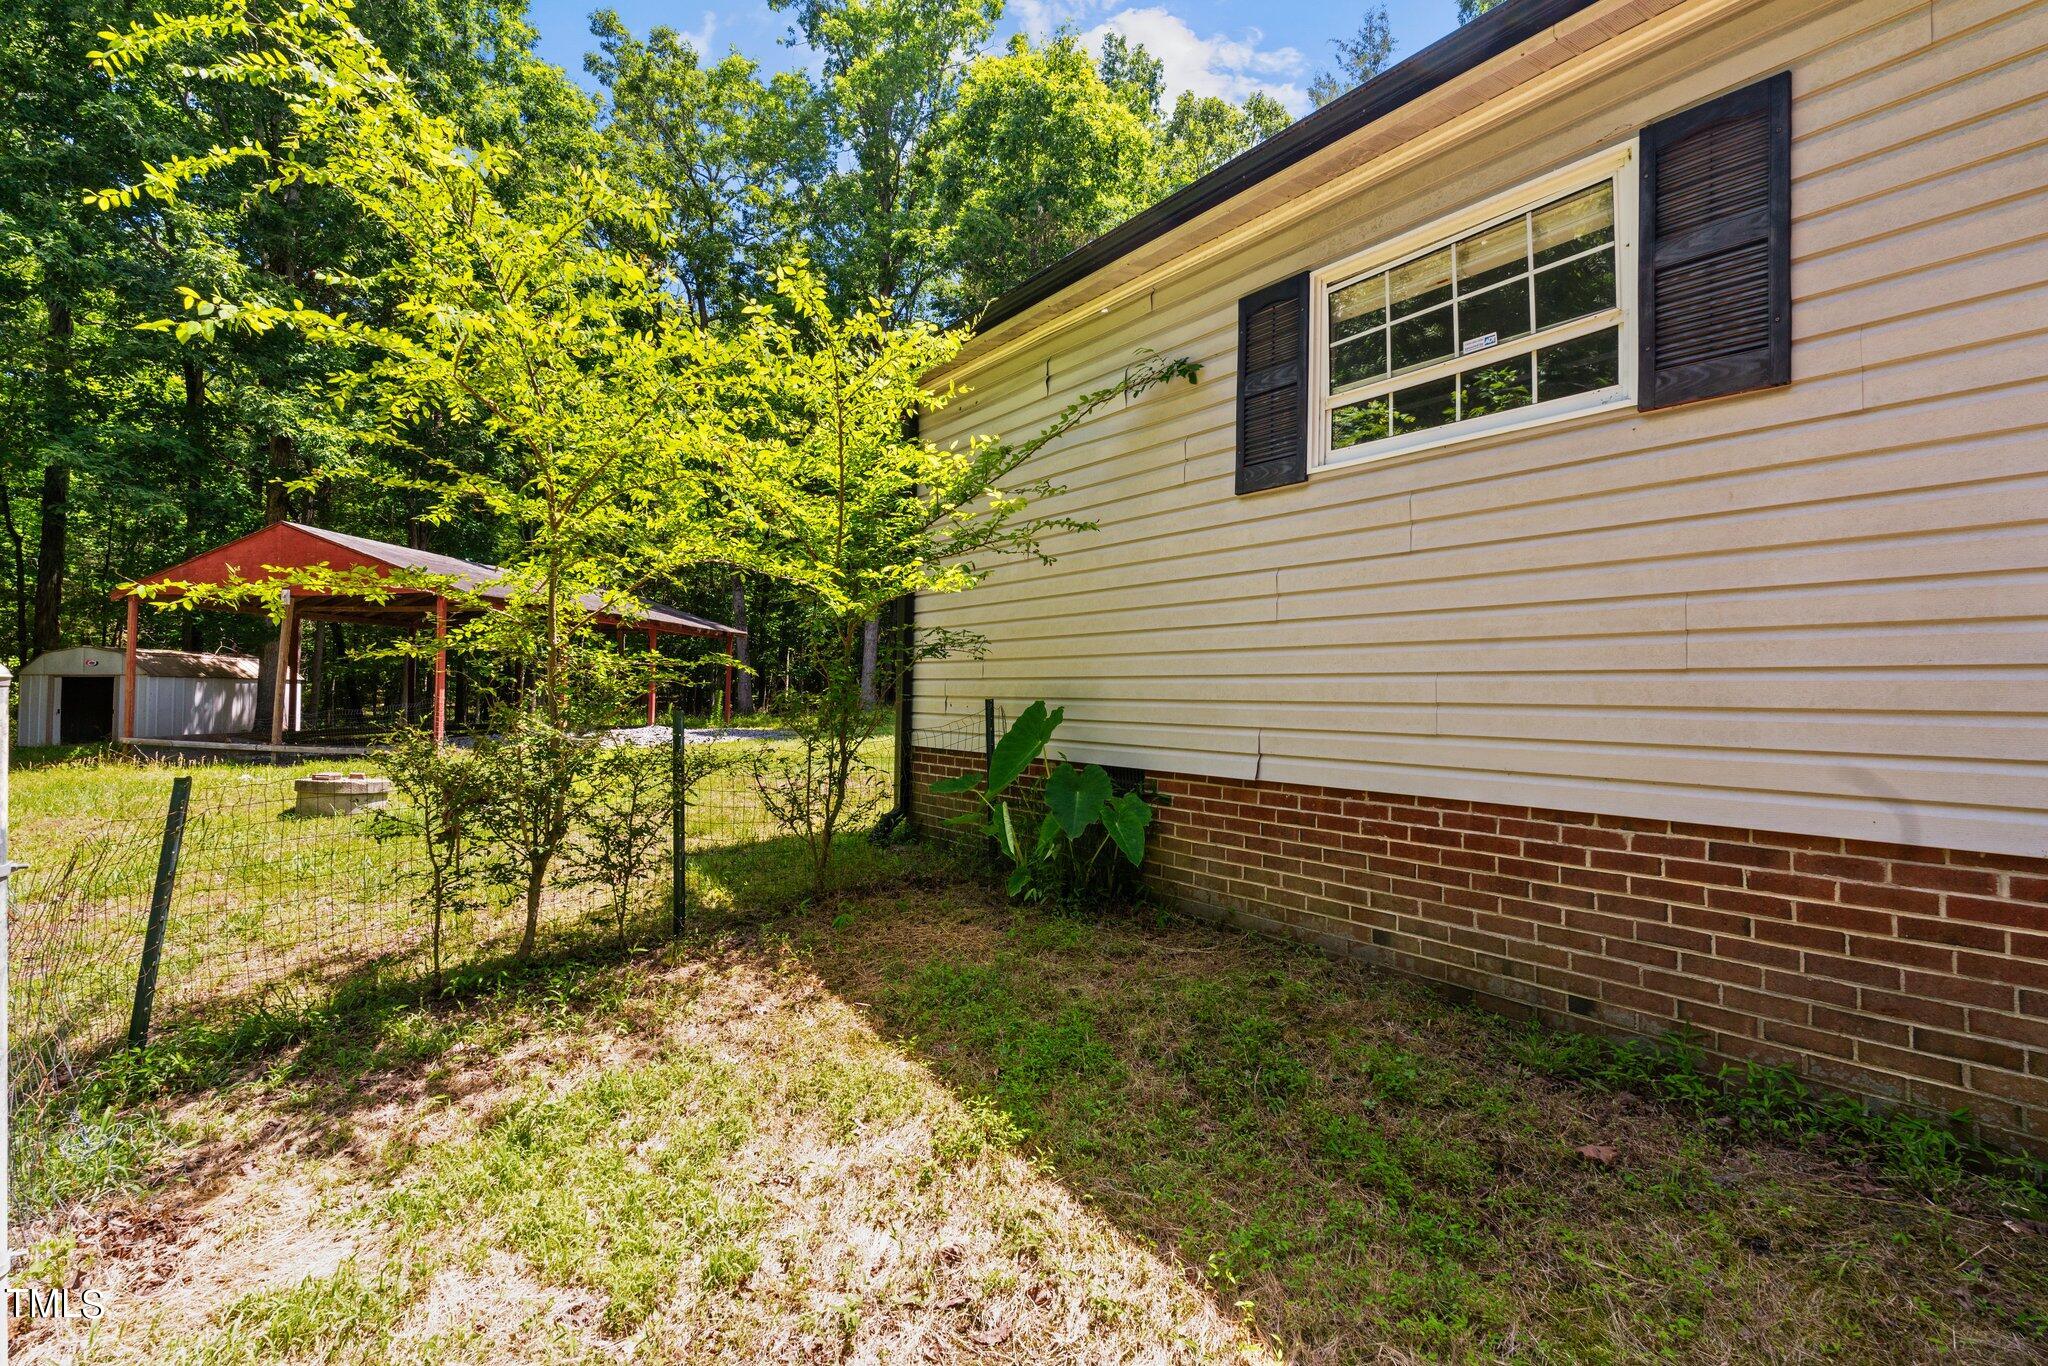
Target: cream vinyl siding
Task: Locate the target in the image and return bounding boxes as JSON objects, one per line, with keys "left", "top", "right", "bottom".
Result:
{"left": 915, "top": 0, "right": 2048, "bottom": 857}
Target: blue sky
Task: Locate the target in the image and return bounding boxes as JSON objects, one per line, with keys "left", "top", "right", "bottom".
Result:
{"left": 523, "top": 1, "right": 1473, "bottom": 116}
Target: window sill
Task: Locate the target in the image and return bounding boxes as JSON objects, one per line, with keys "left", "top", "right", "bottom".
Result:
{"left": 1313, "top": 385, "right": 1633, "bottom": 475}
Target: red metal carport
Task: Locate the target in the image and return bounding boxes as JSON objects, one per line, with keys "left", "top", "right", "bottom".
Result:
{"left": 114, "top": 521, "right": 742, "bottom": 745}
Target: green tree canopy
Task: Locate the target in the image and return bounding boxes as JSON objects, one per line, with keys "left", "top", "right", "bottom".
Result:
{"left": 931, "top": 33, "right": 1152, "bottom": 316}
{"left": 1309, "top": 4, "right": 1397, "bottom": 108}
{"left": 586, "top": 10, "right": 827, "bottom": 324}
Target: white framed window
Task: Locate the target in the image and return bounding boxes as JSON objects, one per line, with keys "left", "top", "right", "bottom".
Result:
{"left": 1311, "top": 145, "right": 1638, "bottom": 471}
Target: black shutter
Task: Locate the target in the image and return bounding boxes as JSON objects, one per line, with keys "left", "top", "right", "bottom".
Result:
{"left": 1235, "top": 272, "right": 1310, "bottom": 493}
{"left": 1638, "top": 72, "right": 1791, "bottom": 411}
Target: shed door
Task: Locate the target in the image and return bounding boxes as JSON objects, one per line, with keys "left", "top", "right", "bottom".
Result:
{"left": 59, "top": 676, "right": 116, "bottom": 744}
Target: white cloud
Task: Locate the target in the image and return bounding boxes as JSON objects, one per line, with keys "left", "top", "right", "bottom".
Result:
{"left": 1012, "top": 0, "right": 1109, "bottom": 34}
{"left": 676, "top": 10, "right": 719, "bottom": 54}
{"left": 1074, "top": 7, "right": 1309, "bottom": 113}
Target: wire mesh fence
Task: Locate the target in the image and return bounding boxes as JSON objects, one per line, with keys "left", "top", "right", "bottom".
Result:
{"left": 7, "top": 763, "right": 643, "bottom": 1099}
{"left": 6, "top": 712, "right": 989, "bottom": 1109}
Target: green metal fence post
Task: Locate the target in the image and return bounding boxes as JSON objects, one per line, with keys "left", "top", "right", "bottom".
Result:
{"left": 983, "top": 697, "right": 996, "bottom": 782}
{"left": 670, "top": 707, "right": 686, "bottom": 937}
{"left": 128, "top": 775, "right": 191, "bottom": 1047}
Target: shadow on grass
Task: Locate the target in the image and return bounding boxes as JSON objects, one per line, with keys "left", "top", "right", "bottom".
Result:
{"left": 780, "top": 891, "right": 2048, "bottom": 1362}
{"left": 9, "top": 911, "right": 682, "bottom": 1221}
{"left": 24, "top": 862, "right": 2048, "bottom": 1361}
{"left": 682, "top": 827, "right": 974, "bottom": 917}
{"left": 11, "top": 831, "right": 966, "bottom": 1220}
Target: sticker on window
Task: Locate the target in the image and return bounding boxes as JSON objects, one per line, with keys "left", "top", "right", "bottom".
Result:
{"left": 1461, "top": 332, "right": 1499, "bottom": 355}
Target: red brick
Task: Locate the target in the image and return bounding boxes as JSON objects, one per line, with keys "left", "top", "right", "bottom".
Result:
{"left": 1602, "top": 983, "right": 1679, "bottom": 1017}
{"left": 1637, "top": 920, "right": 1715, "bottom": 953}
{"left": 1845, "top": 933, "right": 1952, "bottom": 972}
{"left": 1672, "top": 904, "right": 1753, "bottom": 937}
{"left": 1716, "top": 935, "right": 1802, "bottom": 970}
{"left": 1854, "top": 1041, "right": 1964, "bottom": 1086}
{"left": 1662, "top": 858, "right": 1748, "bottom": 889}
{"left": 1113, "top": 765, "right": 2048, "bottom": 1145}
{"left": 1951, "top": 849, "right": 2048, "bottom": 877}
{"left": 1763, "top": 1019, "right": 1855, "bottom": 1059}
{"left": 1793, "top": 851, "right": 1891, "bottom": 883}
{"left": 1722, "top": 984, "right": 1808, "bottom": 1025}
{"left": 1632, "top": 833, "right": 1708, "bottom": 860}
{"left": 1912, "top": 1028, "right": 2027, "bottom": 1072}
{"left": 1810, "top": 1005, "right": 1911, "bottom": 1048}
{"left": 1835, "top": 881, "right": 1941, "bottom": 916}
{"left": 1970, "top": 1067, "right": 2048, "bottom": 1108}
{"left": 1754, "top": 919, "right": 1847, "bottom": 955}
{"left": 1590, "top": 849, "right": 1665, "bottom": 878}
{"left": 1893, "top": 862, "right": 2001, "bottom": 895}
{"left": 1679, "top": 952, "right": 1764, "bottom": 989}
{"left": 1675, "top": 1001, "right": 1758, "bottom": 1036}
{"left": 1858, "top": 988, "right": 1967, "bottom": 1031}
{"left": 1793, "top": 902, "right": 1895, "bottom": 936}
{"left": 1968, "top": 1008, "right": 2048, "bottom": 1050}
{"left": 1641, "top": 967, "right": 1720, "bottom": 1004}
{"left": 1953, "top": 952, "right": 2048, "bottom": 993}
{"left": 1710, "top": 841, "right": 1792, "bottom": 871}
{"left": 1947, "top": 896, "right": 2043, "bottom": 931}
{"left": 1708, "top": 887, "right": 1797, "bottom": 920}
{"left": 1627, "top": 876, "right": 1707, "bottom": 905}
{"left": 1748, "top": 870, "right": 1842, "bottom": 903}
{"left": 1894, "top": 914, "right": 2005, "bottom": 952}
{"left": 1764, "top": 968, "right": 1860, "bottom": 1009}
{"left": 1900, "top": 969, "right": 2016, "bottom": 1012}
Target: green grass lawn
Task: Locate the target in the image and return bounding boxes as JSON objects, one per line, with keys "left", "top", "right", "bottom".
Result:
{"left": 13, "top": 885, "right": 2047, "bottom": 1363}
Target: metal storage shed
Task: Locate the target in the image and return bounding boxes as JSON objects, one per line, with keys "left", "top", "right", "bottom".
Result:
{"left": 18, "top": 646, "right": 263, "bottom": 747}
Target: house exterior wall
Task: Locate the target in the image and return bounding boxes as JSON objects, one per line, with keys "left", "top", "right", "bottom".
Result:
{"left": 916, "top": 0, "right": 2048, "bottom": 858}
{"left": 910, "top": 0, "right": 2048, "bottom": 1144}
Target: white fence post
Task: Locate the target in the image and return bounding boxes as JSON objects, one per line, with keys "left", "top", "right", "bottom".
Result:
{"left": 2, "top": 660, "right": 15, "bottom": 1345}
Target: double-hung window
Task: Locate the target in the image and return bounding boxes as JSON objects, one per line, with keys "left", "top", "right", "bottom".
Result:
{"left": 1313, "top": 147, "right": 1637, "bottom": 468}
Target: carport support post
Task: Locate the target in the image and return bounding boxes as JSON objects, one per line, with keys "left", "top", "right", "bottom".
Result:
{"left": 269, "top": 591, "right": 295, "bottom": 745}
{"left": 645, "top": 627, "right": 658, "bottom": 726}
{"left": 723, "top": 634, "right": 735, "bottom": 725}
{"left": 432, "top": 595, "right": 448, "bottom": 746}
{"left": 128, "top": 775, "right": 191, "bottom": 1048}
{"left": 122, "top": 594, "right": 140, "bottom": 741}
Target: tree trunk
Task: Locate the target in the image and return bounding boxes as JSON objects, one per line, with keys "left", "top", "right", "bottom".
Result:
{"left": 31, "top": 461, "right": 68, "bottom": 657}
{"left": 2, "top": 474, "right": 30, "bottom": 667}
{"left": 858, "top": 617, "right": 881, "bottom": 709}
{"left": 729, "top": 575, "right": 753, "bottom": 714}
{"left": 31, "top": 301, "right": 74, "bottom": 657}
{"left": 519, "top": 863, "right": 544, "bottom": 959}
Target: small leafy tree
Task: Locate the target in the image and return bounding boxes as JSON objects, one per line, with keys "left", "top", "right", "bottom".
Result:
{"left": 567, "top": 740, "right": 673, "bottom": 947}
{"left": 704, "top": 262, "right": 1197, "bottom": 889}
{"left": 89, "top": 0, "right": 733, "bottom": 732}
{"left": 472, "top": 709, "right": 599, "bottom": 959}
{"left": 375, "top": 725, "right": 488, "bottom": 989}
{"left": 934, "top": 702, "right": 1153, "bottom": 904}
{"left": 746, "top": 679, "right": 890, "bottom": 891}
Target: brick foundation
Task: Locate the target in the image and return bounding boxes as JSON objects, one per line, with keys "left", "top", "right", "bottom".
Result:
{"left": 910, "top": 746, "right": 2048, "bottom": 1152}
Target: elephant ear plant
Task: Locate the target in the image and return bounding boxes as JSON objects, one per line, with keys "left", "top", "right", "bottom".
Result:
{"left": 932, "top": 702, "right": 1156, "bottom": 903}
